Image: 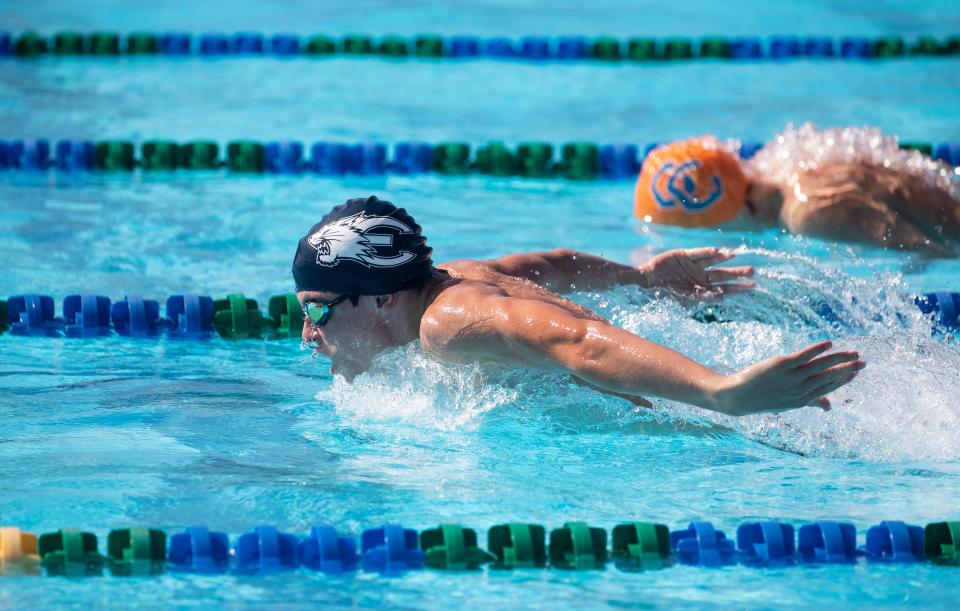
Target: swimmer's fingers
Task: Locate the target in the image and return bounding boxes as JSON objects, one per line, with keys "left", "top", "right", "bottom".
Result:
{"left": 792, "top": 350, "right": 862, "bottom": 377}
{"left": 685, "top": 247, "right": 734, "bottom": 266}
{"left": 779, "top": 341, "right": 834, "bottom": 369}
{"left": 803, "top": 371, "right": 862, "bottom": 411}
{"left": 801, "top": 361, "right": 866, "bottom": 389}
{"left": 706, "top": 266, "right": 755, "bottom": 282}
{"left": 809, "top": 397, "right": 832, "bottom": 411}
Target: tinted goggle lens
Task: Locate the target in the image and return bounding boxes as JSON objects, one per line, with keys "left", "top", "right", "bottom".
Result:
{"left": 304, "top": 303, "right": 331, "bottom": 326}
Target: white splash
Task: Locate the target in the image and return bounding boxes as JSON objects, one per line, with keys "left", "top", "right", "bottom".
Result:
{"left": 740, "top": 122, "right": 960, "bottom": 200}
{"left": 315, "top": 343, "right": 517, "bottom": 431}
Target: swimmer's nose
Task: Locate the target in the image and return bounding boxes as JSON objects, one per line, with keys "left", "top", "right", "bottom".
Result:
{"left": 302, "top": 324, "right": 332, "bottom": 355}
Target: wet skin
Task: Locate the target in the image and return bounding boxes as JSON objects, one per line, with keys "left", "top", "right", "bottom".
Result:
{"left": 299, "top": 247, "right": 865, "bottom": 417}
{"left": 744, "top": 162, "right": 960, "bottom": 255}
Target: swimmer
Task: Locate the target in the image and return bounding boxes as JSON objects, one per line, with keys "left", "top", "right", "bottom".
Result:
{"left": 293, "top": 195, "right": 865, "bottom": 416}
{"left": 634, "top": 123, "right": 960, "bottom": 255}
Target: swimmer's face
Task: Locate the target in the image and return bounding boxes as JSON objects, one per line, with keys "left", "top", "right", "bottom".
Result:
{"left": 742, "top": 180, "right": 784, "bottom": 224}
{"left": 297, "top": 290, "right": 397, "bottom": 382}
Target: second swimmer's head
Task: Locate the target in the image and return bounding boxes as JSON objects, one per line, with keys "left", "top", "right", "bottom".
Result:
{"left": 634, "top": 137, "right": 748, "bottom": 228}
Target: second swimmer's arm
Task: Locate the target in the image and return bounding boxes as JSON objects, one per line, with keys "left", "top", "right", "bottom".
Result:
{"left": 486, "top": 247, "right": 754, "bottom": 295}
{"left": 485, "top": 249, "right": 648, "bottom": 291}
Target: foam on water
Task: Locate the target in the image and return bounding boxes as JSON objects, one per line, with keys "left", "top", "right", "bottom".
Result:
{"left": 742, "top": 122, "right": 960, "bottom": 199}
{"left": 315, "top": 249, "right": 959, "bottom": 461}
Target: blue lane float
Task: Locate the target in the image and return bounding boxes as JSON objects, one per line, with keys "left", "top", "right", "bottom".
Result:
{"left": 265, "top": 141, "right": 304, "bottom": 173}
{"left": 235, "top": 526, "right": 299, "bottom": 573}
{"left": 862, "top": 521, "right": 925, "bottom": 563}
{"left": 393, "top": 142, "right": 433, "bottom": 174}
{"left": 361, "top": 524, "right": 425, "bottom": 575}
{"left": 233, "top": 32, "right": 264, "bottom": 54}
{"left": 669, "top": 522, "right": 736, "bottom": 567}
{"left": 797, "top": 521, "right": 858, "bottom": 563}
{"left": 916, "top": 292, "right": 960, "bottom": 330}
{"left": 299, "top": 525, "right": 359, "bottom": 574}
{"left": 159, "top": 33, "right": 191, "bottom": 55}
{"left": 168, "top": 526, "right": 230, "bottom": 573}
{"left": 55, "top": 140, "right": 95, "bottom": 170}
{"left": 165, "top": 294, "right": 215, "bottom": 339}
{"left": 62, "top": 294, "right": 111, "bottom": 338}
{"left": 111, "top": 294, "right": 163, "bottom": 337}
{"left": 736, "top": 522, "right": 796, "bottom": 566}
{"left": 7, "top": 294, "right": 58, "bottom": 336}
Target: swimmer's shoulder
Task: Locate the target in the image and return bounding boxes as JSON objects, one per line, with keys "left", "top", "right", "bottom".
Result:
{"left": 418, "top": 277, "right": 507, "bottom": 361}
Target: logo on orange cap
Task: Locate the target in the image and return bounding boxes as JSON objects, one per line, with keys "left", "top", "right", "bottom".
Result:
{"left": 634, "top": 138, "right": 747, "bottom": 228}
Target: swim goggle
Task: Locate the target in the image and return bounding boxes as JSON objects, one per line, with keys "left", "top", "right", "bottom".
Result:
{"left": 302, "top": 294, "right": 356, "bottom": 328}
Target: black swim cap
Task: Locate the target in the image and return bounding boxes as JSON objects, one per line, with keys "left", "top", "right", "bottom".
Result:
{"left": 292, "top": 195, "right": 434, "bottom": 295}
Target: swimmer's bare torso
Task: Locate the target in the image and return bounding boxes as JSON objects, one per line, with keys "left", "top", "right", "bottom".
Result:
{"left": 405, "top": 248, "right": 864, "bottom": 416}
{"left": 750, "top": 162, "right": 960, "bottom": 254}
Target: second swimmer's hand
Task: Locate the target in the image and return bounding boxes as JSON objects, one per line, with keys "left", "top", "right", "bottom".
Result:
{"left": 709, "top": 341, "right": 866, "bottom": 416}
{"left": 639, "top": 247, "right": 756, "bottom": 299}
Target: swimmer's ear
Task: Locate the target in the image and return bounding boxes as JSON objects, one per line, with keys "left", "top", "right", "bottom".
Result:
{"left": 375, "top": 293, "right": 400, "bottom": 309}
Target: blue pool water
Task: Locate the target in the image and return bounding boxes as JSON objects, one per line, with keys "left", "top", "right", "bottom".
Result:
{"left": 1, "top": 0, "right": 960, "bottom": 607}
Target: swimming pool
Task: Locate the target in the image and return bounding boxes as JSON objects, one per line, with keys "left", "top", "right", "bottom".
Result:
{"left": 2, "top": 0, "right": 960, "bottom": 607}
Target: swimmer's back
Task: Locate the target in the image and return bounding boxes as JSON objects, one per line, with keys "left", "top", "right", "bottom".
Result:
{"left": 780, "top": 161, "right": 960, "bottom": 254}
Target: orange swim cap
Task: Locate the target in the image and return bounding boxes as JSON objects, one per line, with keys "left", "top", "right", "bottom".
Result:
{"left": 634, "top": 138, "right": 748, "bottom": 228}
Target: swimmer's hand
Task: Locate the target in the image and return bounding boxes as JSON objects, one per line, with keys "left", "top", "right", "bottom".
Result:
{"left": 640, "top": 247, "right": 755, "bottom": 299}
{"left": 710, "top": 341, "right": 865, "bottom": 416}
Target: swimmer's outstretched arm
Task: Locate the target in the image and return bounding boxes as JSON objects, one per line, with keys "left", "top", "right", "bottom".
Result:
{"left": 485, "top": 247, "right": 755, "bottom": 296}
{"left": 433, "top": 294, "right": 864, "bottom": 416}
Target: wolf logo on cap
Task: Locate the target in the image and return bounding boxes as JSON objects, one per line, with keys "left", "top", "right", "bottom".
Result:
{"left": 306, "top": 212, "right": 418, "bottom": 268}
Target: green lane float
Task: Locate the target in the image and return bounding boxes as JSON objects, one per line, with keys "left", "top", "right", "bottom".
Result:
{"left": 126, "top": 32, "right": 158, "bottom": 54}
{"left": 107, "top": 527, "right": 167, "bottom": 576}
{"left": 561, "top": 142, "right": 599, "bottom": 180}
{"left": 924, "top": 522, "right": 960, "bottom": 564}
{"left": 612, "top": 522, "right": 671, "bottom": 570}
{"left": 268, "top": 294, "right": 304, "bottom": 338}
{"left": 590, "top": 37, "right": 622, "bottom": 61}
{"left": 142, "top": 140, "right": 181, "bottom": 170}
{"left": 432, "top": 142, "right": 471, "bottom": 175}
{"left": 14, "top": 32, "right": 48, "bottom": 57}
{"left": 95, "top": 141, "right": 135, "bottom": 171}
{"left": 378, "top": 36, "right": 408, "bottom": 56}
{"left": 227, "top": 140, "right": 265, "bottom": 173}
{"left": 212, "top": 293, "right": 268, "bottom": 339}
{"left": 415, "top": 35, "right": 444, "bottom": 57}
{"left": 699, "top": 37, "right": 731, "bottom": 58}
{"left": 488, "top": 523, "right": 547, "bottom": 569}
{"left": 180, "top": 141, "right": 220, "bottom": 169}
{"left": 420, "top": 524, "right": 496, "bottom": 569}
{"left": 38, "top": 529, "right": 104, "bottom": 576}
{"left": 663, "top": 38, "right": 694, "bottom": 60}
{"left": 342, "top": 35, "right": 374, "bottom": 54}
{"left": 53, "top": 32, "right": 85, "bottom": 55}
{"left": 517, "top": 142, "right": 554, "bottom": 178}
{"left": 874, "top": 37, "right": 905, "bottom": 57}
{"left": 305, "top": 35, "right": 336, "bottom": 55}
{"left": 549, "top": 522, "right": 608, "bottom": 570}
{"left": 90, "top": 32, "right": 121, "bottom": 55}
{"left": 475, "top": 141, "right": 519, "bottom": 176}
{"left": 627, "top": 38, "right": 658, "bottom": 60}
